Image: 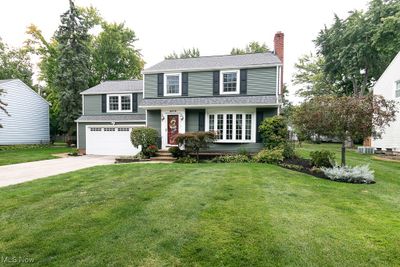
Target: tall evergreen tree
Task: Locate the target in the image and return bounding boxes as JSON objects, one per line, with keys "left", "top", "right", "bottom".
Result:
{"left": 54, "top": 0, "right": 91, "bottom": 141}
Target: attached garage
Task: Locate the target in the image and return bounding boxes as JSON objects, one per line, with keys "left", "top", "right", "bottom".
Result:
{"left": 86, "top": 125, "right": 142, "bottom": 156}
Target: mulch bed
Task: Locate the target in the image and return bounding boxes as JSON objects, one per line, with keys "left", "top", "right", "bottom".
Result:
{"left": 278, "top": 157, "right": 329, "bottom": 179}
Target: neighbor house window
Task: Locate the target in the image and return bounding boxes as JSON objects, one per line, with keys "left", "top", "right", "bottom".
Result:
{"left": 107, "top": 94, "right": 132, "bottom": 112}
{"left": 164, "top": 73, "right": 181, "bottom": 95}
{"left": 208, "top": 112, "right": 254, "bottom": 142}
{"left": 396, "top": 81, "right": 400, "bottom": 98}
{"left": 220, "top": 70, "right": 240, "bottom": 94}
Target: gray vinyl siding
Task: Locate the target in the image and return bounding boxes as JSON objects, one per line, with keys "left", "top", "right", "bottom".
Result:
{"left": 205, "top": 143, "right": 263, "bottom": 153}
{"left": 146, "top": 110, "right": 161, "bottom": 134}
{"left": 247, "top": 68, "right": 277, "bottom": 95}
{"left": 78, "top": 121, "right": 143, "bottom": 149}
{"left": 144, "top": 67, "right": 277, "bottom": 98}
{"left": 185, "top": 109, "right": 201, "bottom": 131}
{"left": 0, "top": 80, "right": 49, "bottom": 145}
{"left": 188, "top": 72, "right": 213, "bottom": 97}
{"left": 84, "top": 93, "right": 145, "bottom": 115}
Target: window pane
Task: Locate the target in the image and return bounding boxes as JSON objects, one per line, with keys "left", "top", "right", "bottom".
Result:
{"left": 166, "top": 75, "right": 180, "bottom": 94}
{"left": 226, "top": 114, "right": 233, "bottom": 140}
{"left": 209, "top": 114, "right": 215, "bottom": 132}
{"left": 396, "top": 82, "right": 400, "bottom": 98}
{"left": 223, "top": 72, "right": 237, "bottom": 92}
{"left": 109, "top": 96, "right": 119, "bottom": 111}
{"left": 236, "top": 114, "right": 242, "bottom": 140}
{"left": 121, "top": 96, "right": 131, "bottom": 110}
{"left": 245, "top": 114, "right": 252, "bottom": 140}
{"left": 217, "top": 114, "right": 224, "bottom": 139}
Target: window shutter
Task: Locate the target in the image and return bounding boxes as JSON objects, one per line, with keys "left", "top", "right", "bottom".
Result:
{"left": 132, "top": 93, "right": 138, "bottom": 113}
{"left": 182, "top": 72, "right": 188, "bottom": 96}
{"left": 240, "top": 69, "right": 247, "bottom": 95}
{"left": 157, "top": 73, "right": 164, "bottom": 97}
{"left": 256, "top": 109, "right": 264, "bottom": 143}
{"left": 213, "top": 71, "right": 220, "bottom": 95}
{"left": 198, "top": 110, "right": 205, "bottom": 131}
{"left": 101, "top": 94, "right": 107, "bottom": 113}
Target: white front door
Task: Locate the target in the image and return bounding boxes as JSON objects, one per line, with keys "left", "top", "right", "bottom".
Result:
{"left": 86, "top": 125, "right": 142, "bottom": 156}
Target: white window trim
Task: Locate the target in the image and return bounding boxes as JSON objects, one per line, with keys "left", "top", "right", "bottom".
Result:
{"left": 220, "top": 70, "right": 240, "bottom": 95}
{"left": 164, "top": 73, "right": 182, "bottom": 96}
{"left": 106, "top": 94, "right": 132, "bottom": 113}
{"left": 395, "top": 80, "right": 400, "bottom": 98}
{"left": 205, "top": 111, "right": 256, "bottom": 143}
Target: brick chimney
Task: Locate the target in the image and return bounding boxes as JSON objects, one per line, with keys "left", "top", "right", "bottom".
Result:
{"left": 274, "top": 31, "right": 284, "bottom": 94}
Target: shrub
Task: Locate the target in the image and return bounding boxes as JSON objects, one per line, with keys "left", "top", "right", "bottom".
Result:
{"left": 175, "top": 156, "right": 197, "bottom": 164}
{"left": 146, "top": 145, "right": 158, "bottom": 157}
{"left": 321, "top": 165, "right": 375, "bottom": 184}
{"left": 68, "top": 149, "right": 79, "bottom": 156}
{"left": 130, "top": 127, "right": 159, "bottom": 157}
{"left": 176, "top": 131, "right": 216, "bottom": 162}
{"left": 212, "top": 154, "right": 251, "bottom": 163}
{"left": 282, "top": 142, "right": 296, "bottom": 159}
{"left": 258, "top": 116, "right": 289, "bottom": 149}
{"left": 168, "top": 147, "right": 185, "bottom": 158}
{"left": 237, "top": 148, "right": 250, "bottom": 157}
{"left": 254, "top": 149, "right": 284, "bottom": 164}
{"left": 310, "top": 150, "right": 335, "bottom": 168}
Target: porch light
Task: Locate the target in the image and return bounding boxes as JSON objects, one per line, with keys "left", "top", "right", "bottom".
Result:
{"left": 161, "top": 115, "right": 165, "bottom": 121}
{"left": 180, "top": 114, "right": 184, "bottom": 121}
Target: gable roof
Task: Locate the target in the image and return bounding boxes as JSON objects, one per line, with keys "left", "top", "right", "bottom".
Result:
{"left": 142, "top": 52, "right": 282, "bottom": 74}
{"left": 0, "top": 79, "right": 50, "bottom": 106}
{"left": 81, "top": 80, "right": 143, "bottom": 95}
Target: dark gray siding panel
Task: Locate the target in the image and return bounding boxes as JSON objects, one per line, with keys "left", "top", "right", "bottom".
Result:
{"left": 84, "top": 94, "right": 145, "bottom": 115}
{"left": 185, "top": 109, "right": 200, "bottom": 132}
{"left": 189, "top": 72, "right": 213, "bottom": 97}
{"left": 144, "top": 74, "right": 158, "bottom": 98}
{"left": 147, "top": 110, "right": 161, "bottom": 134}
{"left": 247, "top": 67, "right": 277, "bottom": 95}
{"left": 204, "top": 143, "right": 263, "bottom": 153}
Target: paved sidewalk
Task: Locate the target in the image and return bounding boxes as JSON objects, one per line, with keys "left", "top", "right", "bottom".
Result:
{"left": 0, "top": 155, "right": 115, "bottom": 188}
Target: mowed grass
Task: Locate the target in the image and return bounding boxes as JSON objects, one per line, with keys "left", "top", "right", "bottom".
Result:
{"left": 0, "top": 144, "right": 399, "bottom": 266}
{"left": 0, "top": 146, "right": 74, "bottom": 166}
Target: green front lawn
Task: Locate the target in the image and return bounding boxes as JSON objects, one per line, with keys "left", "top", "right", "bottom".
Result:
{"left": 0, "top": 144, "right": 399, "bottom": 266}
{"left": 0, "top": 146, "right": 74, "bottom": 166}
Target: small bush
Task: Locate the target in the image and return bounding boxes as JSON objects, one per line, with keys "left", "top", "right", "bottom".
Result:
{"left": 310, "top": 150, "right": 335, "bottom": 168}
{"left": 282, "top": 142, "right": 296, "bottom": 159}
{"left": 259, "top": 116, "right": 289, "bottom": 149}
{"left": 175, "top": 156, "right": 197, "bottom": 164}
{"left": 146, "top": 145, "right": 158, "bottom": 157}
{"left": 212, "top": 154, "right": 251, "bottom": 163}
{"left": 237, "top": 148, "right": 250, "bottom": 157}
{"left": 130, "top": 127, "right": 159, "bottom": 157}
{"left": 321, "top": 165, "right": 375, "bottom": 184}
{"left": 68, "top": 149, "right": 79, "bottom": 156}
{"left": 168, "top": 147, "right": 185, "bottom": 158}
{"left": 176, "top": 131, "right": 216, "bottom": 162}
{"left": 254, "top": 149, "right": 284, "bottom": 164}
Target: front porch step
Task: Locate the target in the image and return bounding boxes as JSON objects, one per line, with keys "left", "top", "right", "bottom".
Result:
{"left": 150, "top": 156, "right": 175, "bottom": 162}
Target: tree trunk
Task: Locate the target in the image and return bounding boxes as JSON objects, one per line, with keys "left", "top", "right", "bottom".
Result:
{"left": 341, "top": 141, "right": 346, "bottom": 167}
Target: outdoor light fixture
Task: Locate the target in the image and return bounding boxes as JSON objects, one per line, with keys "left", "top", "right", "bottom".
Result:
{"left": 161, "top": 115, "right": 165, "bottom": 121}
{"left": 180, "top": 114, "right": 184, "bottom": 121}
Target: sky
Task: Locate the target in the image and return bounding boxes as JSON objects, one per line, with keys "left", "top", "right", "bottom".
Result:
{"left": 0, "top": 0, "right": 369, "bottom": 103}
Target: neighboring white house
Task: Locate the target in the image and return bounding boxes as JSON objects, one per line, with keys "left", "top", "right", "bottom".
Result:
{"left": 0, "top": 79, "right": 50, "bottom": 145}
{"left": 372, "top": 52, "right": 400, "bottom": 151}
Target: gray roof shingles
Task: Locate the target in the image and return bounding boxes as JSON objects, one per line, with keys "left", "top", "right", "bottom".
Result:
{"left": 143, "top": 52, "right": 281, "bottom": 73}
{"left": 141, "top": 95, "right": 278, "bottom": 107}
{"left": 75, "top": 114, "right": 146, "bottom": 122}
{"left": 81, "top": 80, "right": 143, "bottom": 95}
{"left": 0, "top": 79, "right": 16, "bottom": 84}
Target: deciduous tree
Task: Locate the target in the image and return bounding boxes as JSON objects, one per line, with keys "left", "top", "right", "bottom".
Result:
{"left": 165, "top": 48, "right": 200, "bottom": 59}
{"left": 231, "top": 41, "right": 269, "bottom": 55}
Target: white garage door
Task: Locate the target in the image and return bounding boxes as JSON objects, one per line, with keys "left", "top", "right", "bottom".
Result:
{"left": 86, "top": 126, "right": 142, "bottom": 156}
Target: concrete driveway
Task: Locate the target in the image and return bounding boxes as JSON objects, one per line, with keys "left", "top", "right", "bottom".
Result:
{"left": 0, "top": 155, "right": 115, "bottom": 188}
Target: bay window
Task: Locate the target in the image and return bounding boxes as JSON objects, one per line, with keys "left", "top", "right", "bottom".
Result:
{"left": 208, "top": 112, "right": 254, "bottom": 142}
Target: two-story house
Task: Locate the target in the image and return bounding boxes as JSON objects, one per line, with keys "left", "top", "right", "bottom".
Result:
{"left": 76, "top": 32, "right": 284, "bottom": 155}
{"left": 142, "top": 32, "right": 284, "bottom": 153}
{"left": 76, "top": 80, "right": 146, "bottom": 155}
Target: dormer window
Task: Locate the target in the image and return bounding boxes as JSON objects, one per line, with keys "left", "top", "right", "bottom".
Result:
{"left": 164, "top": 73, "right": 181, "bottom": 96}
{"left": 107, "top": 94, "right": 132, "bottom": 112}
{"left": 396, "top": 81, "right": 400, "bottom": 98}
{"left": 220, "top": 70, "right": 240, "bottom": 95}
